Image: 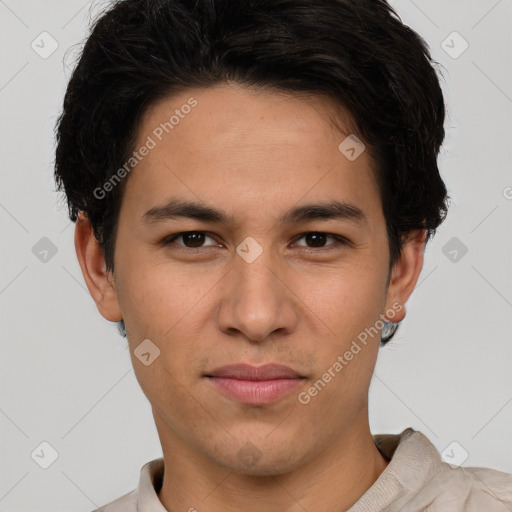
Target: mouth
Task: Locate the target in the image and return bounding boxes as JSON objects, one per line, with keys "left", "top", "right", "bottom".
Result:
{"left": 204, "top": 363, "right": 306, "bottom": 406}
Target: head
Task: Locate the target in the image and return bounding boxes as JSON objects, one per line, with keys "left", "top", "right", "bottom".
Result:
{"left": 55, "top": 0, "right": 448, "bottom": 475}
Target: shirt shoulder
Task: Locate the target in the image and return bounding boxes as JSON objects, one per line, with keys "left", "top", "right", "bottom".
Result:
{"left": 419, "top": 463, "right": 512, "bottom": 511}
{"left": 90, "top": 487, "right": 138, "bottom": 512}
{"left": 350, "top": 428, "right": 512, "bottom": 512}
{"left": 89, "top": 457, "right": 166, "bottom": 512}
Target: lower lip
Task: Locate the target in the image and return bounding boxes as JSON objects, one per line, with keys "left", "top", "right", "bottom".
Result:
{"left": 206, "top": 377, "right": 304, "bottom": 405}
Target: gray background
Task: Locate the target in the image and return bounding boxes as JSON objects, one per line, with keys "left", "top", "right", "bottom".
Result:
{"left": 1, "top": 0, "right": 511, "bottom": 510}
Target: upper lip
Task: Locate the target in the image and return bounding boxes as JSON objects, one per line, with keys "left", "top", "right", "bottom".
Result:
{"left": 206, "top": 363, "right": 304, "bottom": 380}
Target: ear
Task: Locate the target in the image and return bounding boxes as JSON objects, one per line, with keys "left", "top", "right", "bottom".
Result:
{"left": 74, "top": 212, "right": 123, "bottom": 322}
{"left": 383, "top": 229, "right": 426, "bottom": 323}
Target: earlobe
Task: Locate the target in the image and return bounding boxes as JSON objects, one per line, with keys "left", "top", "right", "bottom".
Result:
{"left": 74, "top": 212, "right": 123, "bottom": 322}
{"left": 384, "top": 229, "right": 426, "bottom": 323}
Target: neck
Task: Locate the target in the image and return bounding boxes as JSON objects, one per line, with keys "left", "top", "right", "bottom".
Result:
{"left": 156, "top": 413, "right": 389, "bottom": 512}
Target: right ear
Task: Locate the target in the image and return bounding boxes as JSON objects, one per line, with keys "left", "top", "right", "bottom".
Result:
{"left": 74, "top": 212, "right": 123, "bottom": 322}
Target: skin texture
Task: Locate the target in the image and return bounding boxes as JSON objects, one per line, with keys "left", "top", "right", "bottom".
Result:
{"left": 75, "top": 83, "right": 426, "bottom": 512}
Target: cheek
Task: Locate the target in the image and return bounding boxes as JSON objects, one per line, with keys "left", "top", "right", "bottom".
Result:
{"left": 115, "top": 249, "right": 215, "bottom": 338}
{"left": 116, "top": 260, "right": 211, "bottom": 402}
{"left": 294, "top": 261, "right": 388, "bottom": 345}
{"left": 296, "top": 269, "right": 386, "bottom": 419}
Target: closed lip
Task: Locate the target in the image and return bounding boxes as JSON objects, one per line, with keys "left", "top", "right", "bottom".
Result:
{"left": 205, "top": 363, "right": 304, "bottom": 380}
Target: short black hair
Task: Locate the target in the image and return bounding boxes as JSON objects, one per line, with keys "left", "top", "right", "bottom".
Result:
{"left": 54, "top": 0, "right": 449, "bottom": 344}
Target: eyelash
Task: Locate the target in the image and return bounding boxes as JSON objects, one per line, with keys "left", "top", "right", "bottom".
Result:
{"left": 161, "top": 231, "right": 349, "bottom": 252}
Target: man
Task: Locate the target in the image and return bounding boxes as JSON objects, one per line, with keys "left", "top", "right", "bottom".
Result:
{"left": 54, "top": 0, "right": 512, "bottom": 510}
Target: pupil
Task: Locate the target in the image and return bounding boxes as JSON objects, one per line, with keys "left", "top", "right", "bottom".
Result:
{"left": 306, "top": 232, "right": 326, "bottom": 247}
{"left": 184, "top": 232, "right": 205, "bottom": 247}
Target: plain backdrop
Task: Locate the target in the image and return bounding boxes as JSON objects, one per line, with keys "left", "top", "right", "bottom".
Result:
{"left": 0, "top": 0, "right": 511, "bottom": 510}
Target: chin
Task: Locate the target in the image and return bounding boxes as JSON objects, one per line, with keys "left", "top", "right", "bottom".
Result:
{"left": 229, "top": 456, "right": 304, "bottom": 477}
{"left": 209, "top": 439, "right": 308, "bottom": 477}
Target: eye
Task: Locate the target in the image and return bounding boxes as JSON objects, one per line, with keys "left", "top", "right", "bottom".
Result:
{"left": 292, "top": 232, "right": 348, "bottom": 249}
{"left": 163, "top": 231, "right": 219, "bottom": 249}
{"left": 161, "top": 230, "right": 349, "bottom": 252}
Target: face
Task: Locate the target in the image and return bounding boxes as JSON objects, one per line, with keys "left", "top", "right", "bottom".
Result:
{"left": 77, "top": 83, "right": 423, "bottom": 475}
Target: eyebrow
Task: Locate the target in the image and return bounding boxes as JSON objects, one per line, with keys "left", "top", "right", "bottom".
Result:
{"left": 141, "top": 198, "right": 366, "bottom": 226}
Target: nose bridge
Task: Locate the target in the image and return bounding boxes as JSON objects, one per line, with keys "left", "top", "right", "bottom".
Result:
{"left": 216, "top": 240, "right": 298, "bottom": 342}
{"left": 237, "top": 248, "right": 278, "bottom": 299}
{"left": 235, "top": 241, "right": 283, "bottom": 313}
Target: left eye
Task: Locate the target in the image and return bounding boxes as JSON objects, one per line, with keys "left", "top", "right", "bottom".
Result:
{"left": 163, "top": 231, "right": 345, "bottom": 250}
{"left": 292, "top": 232, "right": 343, "bottom": 249}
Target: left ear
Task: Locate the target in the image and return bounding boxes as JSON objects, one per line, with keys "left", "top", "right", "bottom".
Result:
{"left": 384, "top": 229, "right": 426, "bottom": 323}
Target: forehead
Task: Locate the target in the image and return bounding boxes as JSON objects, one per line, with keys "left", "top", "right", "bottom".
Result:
{"left": 141, "top": 83, "right": 360, "bottom": 158}
{"left": 120, "top": 84, "right": 382, "bottom": 227}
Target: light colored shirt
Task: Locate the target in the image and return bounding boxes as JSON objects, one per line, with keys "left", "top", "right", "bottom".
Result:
{"left": 92, "top": 428, "right": 512, "bottom": 511}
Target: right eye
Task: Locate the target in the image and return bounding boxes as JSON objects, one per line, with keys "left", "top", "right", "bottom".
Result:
{"left": 162, "top": 231, "right": 220, "bottom": 249}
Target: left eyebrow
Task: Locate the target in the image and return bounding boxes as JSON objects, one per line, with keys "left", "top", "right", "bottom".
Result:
{"left": 141, "top": 198, "right": 367, "bottom": 226}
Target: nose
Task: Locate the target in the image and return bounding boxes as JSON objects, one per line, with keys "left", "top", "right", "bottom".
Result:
{"left": 216, "top": 245, "right": 299, "bottom": 343}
